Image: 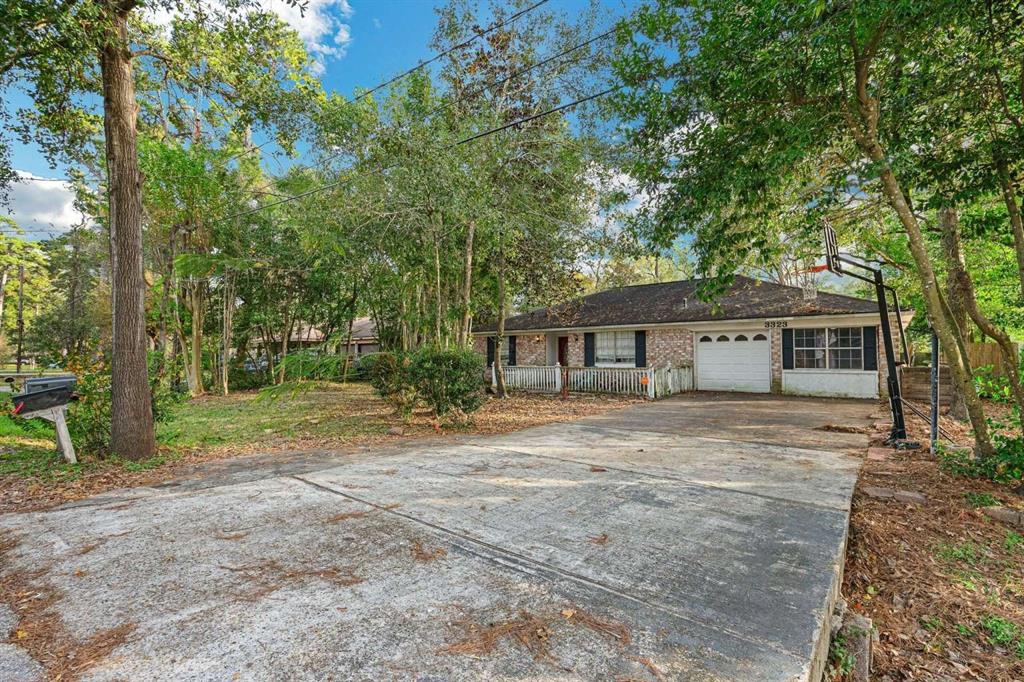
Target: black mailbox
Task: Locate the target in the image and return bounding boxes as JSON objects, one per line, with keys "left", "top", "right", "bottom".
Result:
{"left": 12, "top": 386, "right": 76, "bottom": 415}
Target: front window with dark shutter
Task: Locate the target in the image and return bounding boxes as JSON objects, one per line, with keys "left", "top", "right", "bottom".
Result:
{"left": 595, "top": 331, "right": 636, "bottom": 366}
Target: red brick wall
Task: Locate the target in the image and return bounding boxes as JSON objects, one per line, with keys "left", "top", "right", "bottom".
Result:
{"left": 514, "top": 335, "right": 547, "bottom": 365}
{"left": 647, "top": 328, "right": 693, "bottom": 368}
{"left": 770, "top": 328, "right": 783, "bottom": 393}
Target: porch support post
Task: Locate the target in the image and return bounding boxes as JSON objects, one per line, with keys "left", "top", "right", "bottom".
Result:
{"left": 646, "top": 368, "right": 655, "bottom": 400}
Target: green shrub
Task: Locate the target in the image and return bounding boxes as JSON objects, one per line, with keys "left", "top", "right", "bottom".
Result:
{"left": 66, "top": 360, "right": 112, "bottom": 457}
{"left": 351, "top": 352, "right": 382, "bottom": 380}
{"left": 974, "top": 365, "right": 1012, "bottom": 404}
{"left": 366, "top": 351, "right": 417, "bottom": 417}
{"left": 408, "top": 346, "right": 485, "bottom": 419}
{"left": 939, "top": 411, "right": 1024, "bottom": 484}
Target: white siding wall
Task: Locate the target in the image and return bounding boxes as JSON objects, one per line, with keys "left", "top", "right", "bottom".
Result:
{"left": 782, "top": 370, "right": 879, "bottom": 399}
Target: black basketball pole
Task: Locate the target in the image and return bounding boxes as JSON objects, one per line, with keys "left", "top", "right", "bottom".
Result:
{"left": 823, "top": 221, "right": 909, "bottom": 443}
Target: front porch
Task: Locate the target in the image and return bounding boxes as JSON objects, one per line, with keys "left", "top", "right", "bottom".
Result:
{"left": 490, "top": 364, "right": 693, "bottom": 399}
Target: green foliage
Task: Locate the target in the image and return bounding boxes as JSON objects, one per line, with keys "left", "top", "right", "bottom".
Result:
{"left": 935, "top": 541, "right": 984, "bottom": 566}
{"left": 974, "top": 366, "right": 1013, "bottom": 404}
{"left": 1005, "top": 531, "right": 1024, "bottom": 553}
{"left": 826, "top": 631, "right": 856, "bottom": 678}
{"left": 980, "top": 616, "right": 1022, "bottom": 655}
{"left": 366, "top": 352, "right": 417, "bottom": 417}
{"left": 940, "top": 411, "right": 1024, "bottom": 483}
{"left": 351, "top": 352, "right": 382, "bottom": 381}
{"left": 66, "top": 360, "right": 112, "bottom": 457}
{"left": 279, "top": 349, "right": 345, "bottom": 382}
{"left": 963, "top": 492, "right": 999, "bottom": 508}
{"left": 364, "top": 347, "right": 485, "bottom": 420}
{"left": 408, "top": 346, "right": 485, "bottom": 418}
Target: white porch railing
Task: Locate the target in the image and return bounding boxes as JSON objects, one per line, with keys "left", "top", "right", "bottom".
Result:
{"left": 491, "top": 364, "right": 693, "bottom": 399}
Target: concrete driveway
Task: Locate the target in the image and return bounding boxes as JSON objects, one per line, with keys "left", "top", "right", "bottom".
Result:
{"left": 0, "top": 394, "right": 873, "bottom": 681}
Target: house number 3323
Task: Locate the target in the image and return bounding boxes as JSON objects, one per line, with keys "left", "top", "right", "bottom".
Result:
{"left": 764, "top": 320, "right": 788, "bottom": 328}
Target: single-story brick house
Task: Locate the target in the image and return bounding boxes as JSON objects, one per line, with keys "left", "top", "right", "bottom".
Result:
{"left": 473, "top": 276, "right": 910, "bottom": 399}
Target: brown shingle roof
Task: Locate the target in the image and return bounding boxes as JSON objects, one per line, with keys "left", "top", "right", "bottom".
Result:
{"left": 475, "top": 276, "right": 885, "bottom": 333}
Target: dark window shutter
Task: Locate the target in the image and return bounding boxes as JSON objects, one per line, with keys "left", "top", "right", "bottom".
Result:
{"left": 507, "top": 336, "right": 517, "bottom": 366}
{"left": 584, "top": 332, "right": 595, "bottom": 367}
{"left": 634, "top": 330, "right": 647, "bottom": 367}
{"left": 782, "top": 328, "right": 794, "bottom": 370}
{"left": 863, "top": 326, "right": 878, "bottom": 371}
{"left": 486, "top": 337, "right": 495, "bottom": 366}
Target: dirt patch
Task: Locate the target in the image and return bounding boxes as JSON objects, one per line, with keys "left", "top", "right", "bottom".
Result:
{"left": 441, "top": 605, "right": 633, "bottom": 663}
{"left": 410, "top": 539, "right": 447, "bottom": 562}
{"left": 325, "top": 510, "right": 369, "bottom": 523}
{"left": 221, "top": 560, "right": 363, "bottom": 602}
{"left": 817, "top": 423, "right": 871, "bottom": 434}
{"left": 562, "top": 607, "right": 631, "bottom": 646}
{"left": 843, "top": 402, "right": 1024, "bottom": 681}
{"left": 0, "top": 532, "right": 136, "bottom": 680}
{"left": 587, "top": 533, "right": 611, "bottom": 545}
{"left": 442, "top": 609, "right": 555, "bottom": 660}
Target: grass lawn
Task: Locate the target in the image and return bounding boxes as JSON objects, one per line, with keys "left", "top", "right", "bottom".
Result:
{"left": 1, "top": 381, "right": 639, "bottom": 513}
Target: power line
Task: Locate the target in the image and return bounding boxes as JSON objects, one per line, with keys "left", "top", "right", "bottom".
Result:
{"left": 202, "top": 0, "right": 553, "bottom": 175}
{"left": 214, "top": 84, "right": 619, "bottom": 225}
{"left": 352, "top": 0, "right": 552, "bottom": 104}
{"left": 317, "top": 24, "right": 615, "bottom": 168}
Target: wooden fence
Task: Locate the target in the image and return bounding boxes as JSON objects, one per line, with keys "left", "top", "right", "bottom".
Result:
{"left": 967, "top": 342, "right": 1020, "bottom": 377}
{"left": 494, "top": 365, "right": 693, "bottom": 399}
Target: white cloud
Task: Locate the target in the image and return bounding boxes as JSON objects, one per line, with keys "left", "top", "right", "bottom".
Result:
{"left": 266, "top": 0, "right": 354, "bottom": 61}
{"left": 146, "top": 0, "right": 354, "bottom": 68}
{"left": 372, "top": 17, "right": 382, "bottom": 29}
{"left": 5, "top": 172, "right": 85, "bottom": 239}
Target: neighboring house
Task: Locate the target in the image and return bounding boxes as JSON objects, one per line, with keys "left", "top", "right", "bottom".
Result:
{"left": 343, "top": 317, "right": 379, "bottom": 356}
{"left": 473, "top": 276, "right": 910, "bottom": 399}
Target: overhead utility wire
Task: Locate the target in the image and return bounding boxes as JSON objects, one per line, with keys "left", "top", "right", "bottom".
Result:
{"left": 352, "top": 0, "right": 552, "bottom": 103}
{"left": 215, "top": 83, "right": 620, "bottom": 224}
{"left": 317, "top": 25, "right": 615, "bottom": 168}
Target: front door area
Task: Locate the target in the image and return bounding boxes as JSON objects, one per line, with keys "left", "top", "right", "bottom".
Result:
{"left": 557, "top": 336, "right": 569, "bottom": 366}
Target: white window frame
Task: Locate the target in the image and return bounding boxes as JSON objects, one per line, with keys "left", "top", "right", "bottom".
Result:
{"left": 792, "top": 327, "right": 865, "bottom": 371}
{"left": 595, "top": 331, "right": 636, "bottom": 367}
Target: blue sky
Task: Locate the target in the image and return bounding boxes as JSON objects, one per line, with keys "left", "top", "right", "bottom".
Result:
{"left": 5, "top": 0, "right": 638, "bottom": 238}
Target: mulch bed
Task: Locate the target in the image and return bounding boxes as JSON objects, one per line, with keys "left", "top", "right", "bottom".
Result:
{"left": 842, "top": 404, "right": 1024, "bottom": 680}
{"left": 0, "top": 391, "right": 640, "bottom": 514}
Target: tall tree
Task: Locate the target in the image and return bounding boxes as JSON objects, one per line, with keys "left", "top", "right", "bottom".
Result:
{"left": 613, "top": 0, "right": 1024, "bottom": 455}
{"left": 1, "top": 0, "right": 314, "bottom": 458}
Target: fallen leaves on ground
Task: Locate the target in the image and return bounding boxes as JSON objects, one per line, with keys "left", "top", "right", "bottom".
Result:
{"left": 0, "top": 386, "right": 640, "bottom": 513}
{"left": 843, "top": 401, "right": 1024, "bottom": 681}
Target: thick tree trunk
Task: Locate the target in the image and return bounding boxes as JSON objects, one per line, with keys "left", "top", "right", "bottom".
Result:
{"left": 871, "top": 161, "right": 993, "bottom": 456}
{"left": 494, "top": 240, "right": 508, "bottom": 399}
{"left": 100, "top": 5, "right": 154, "bottom": 460}
{"left": 939, "top": 207, "right": 970, "bottom": 421}
{"left": 340, "top": 284, "right": 358, "bottom": 383}
{"left": 459, "top": 221, "right": 475, "bottom": 346}
{"left": 995, "top": 159, "right": 1024, "bottom": 301}
{"left": 941, "top": 206, "right": 1024, "bottom": 417}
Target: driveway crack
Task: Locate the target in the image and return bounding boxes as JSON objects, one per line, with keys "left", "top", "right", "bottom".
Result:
{"left": 290, "top": 473, "right": 806, "bottom": 661}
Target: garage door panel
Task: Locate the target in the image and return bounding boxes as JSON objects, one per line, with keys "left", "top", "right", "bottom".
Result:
{"left": 696, "top": 333, "right": 770, "bottom": 393}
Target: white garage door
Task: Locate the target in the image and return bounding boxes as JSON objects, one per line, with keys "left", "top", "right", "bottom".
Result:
{"left": 696, "top": 331, "right": 771, "bottom": 393}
